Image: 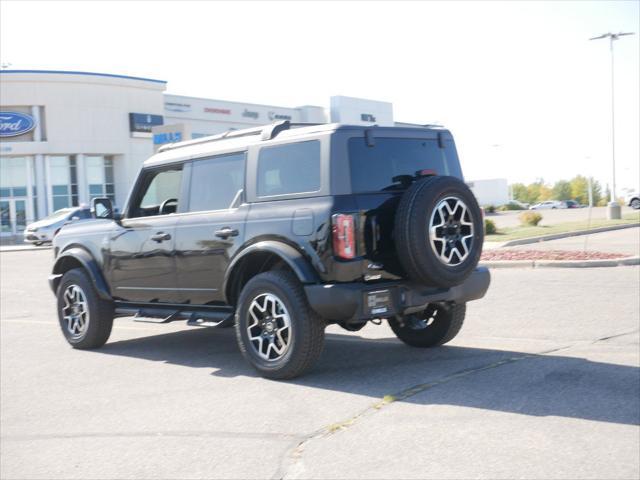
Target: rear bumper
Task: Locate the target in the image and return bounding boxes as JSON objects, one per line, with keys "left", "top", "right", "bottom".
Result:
{"left": 304, "top": 267, "right": 490, "bottom": 323}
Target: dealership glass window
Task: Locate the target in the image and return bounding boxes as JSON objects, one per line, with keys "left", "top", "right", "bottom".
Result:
{"left": 86, "top": 156, "right": 115, "bottom": 202}
{"left": 0, "top": 157, "right": 29, "bottom": 198}
{"left": 188, "top": 153, "right": 245, "bottom": 212}
{"left": 49, "top": 156, "right": 78, "bottom": 211}
{"left": 257, "top": 141, "right": 321, "bottom": 197}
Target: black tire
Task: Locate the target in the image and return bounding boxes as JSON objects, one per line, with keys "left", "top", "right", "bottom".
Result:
{"left": 235, "top": 271, "right": 325, "bottom": 379}
{"left": 56, "top": 268, "right": 114, "bottom": 349}
{"left": 33, "top": 242, "right": 43, "bottom": 247}
{"left": 388, "top": 303, "right": 466, "bottom": 348}
{"left": 395, "top": 176, "right": 483, "bottom": 288}
{"left": 631, "top": 198, "right": 640, "bottom": 210}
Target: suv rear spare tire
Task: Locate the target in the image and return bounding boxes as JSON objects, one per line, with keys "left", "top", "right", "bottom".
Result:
{"left": 395, "top": 176, "right": 483, "bottom": 288}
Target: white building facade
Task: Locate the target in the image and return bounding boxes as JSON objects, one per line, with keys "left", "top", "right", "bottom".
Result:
{"left": 466, "top": 178, "right": 510, "bottom": 206}
{"left": 0, "top": 70, "right": 166, "bottom": 237}
{"left": 0, "top": 70, "right": 399, "bottom": 238}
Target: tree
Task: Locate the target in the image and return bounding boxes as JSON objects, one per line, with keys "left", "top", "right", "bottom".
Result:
{"left": 511, "top": 183, "right": 529, "bottom": 203}
{"left": 552, "top": 180, "right": 573, "bottom": 201}
{"left": 527, "top": 179, "right": 552, "bottom": 204}
{"left": 570, "top": 175, "right": 589, "bottom": 205}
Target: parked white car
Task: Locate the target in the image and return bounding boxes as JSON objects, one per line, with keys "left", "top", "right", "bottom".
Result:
{"left": 530, "top": 201, "right": 565, "bottom": 210}
{"left": 625, "top": 191, "right": 640, "bottom": 209}
{"left": 23, "top": 206, "right": 92, "bottom": 245}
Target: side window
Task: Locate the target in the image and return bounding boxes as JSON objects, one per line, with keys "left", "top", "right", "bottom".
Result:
{"left": 188, "top": 152, "right": 246, "bottom": 212}
{"left": 130, "top": 165, "right": 183, "bottom": 218}
{"left": 257, "top": 141, "right": 321, "bottom": 197}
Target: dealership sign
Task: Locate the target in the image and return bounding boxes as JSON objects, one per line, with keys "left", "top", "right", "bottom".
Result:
{"left": 0, "top": 111, "right": 36, "bottom": 137}
{"left": 129, "top": 113, "right": 164, "bottom": 133}
{"left": 268, "top": 111, "right": 292, "bottom": 121}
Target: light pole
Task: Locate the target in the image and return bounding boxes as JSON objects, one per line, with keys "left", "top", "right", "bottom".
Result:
{"left": 589, "top": 31, "right": 634, "bottom": 218}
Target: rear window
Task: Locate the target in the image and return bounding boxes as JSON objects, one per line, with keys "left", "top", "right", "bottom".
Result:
{"left": 348, "top": 137, "right": 463, "bottom": 193}
{"left": 257, "top": 141, "right": 321, "bottom": 197}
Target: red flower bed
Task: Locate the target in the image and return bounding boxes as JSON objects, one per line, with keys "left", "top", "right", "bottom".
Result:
{"left": 481, "top": 249, "right": 627, "bottom": 261}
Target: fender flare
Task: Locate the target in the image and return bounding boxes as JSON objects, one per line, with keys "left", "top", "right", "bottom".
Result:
{"left": 223, "top": 241, "right": 320, "bottom": 303}
{"left": 51, "top": 247, "right": 111, "bottom": 300}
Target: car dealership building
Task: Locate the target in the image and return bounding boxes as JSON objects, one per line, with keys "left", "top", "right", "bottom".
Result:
{"left": 0, "top": 69, "right": 399, "bottom": 238}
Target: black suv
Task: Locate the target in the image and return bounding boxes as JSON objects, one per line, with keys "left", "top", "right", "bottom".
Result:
{"left": 50, "top": 122, "right": 490, "bottom": 379}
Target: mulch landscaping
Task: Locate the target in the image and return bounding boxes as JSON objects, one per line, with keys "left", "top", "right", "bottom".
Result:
{"left": 481, "top": 249, "right": 628, "bottom": 261}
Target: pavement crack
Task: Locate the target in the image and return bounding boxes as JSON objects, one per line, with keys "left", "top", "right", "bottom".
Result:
{"left": 592, "top": 329, "right": 639, "bottom": 343}
{"left": 274, "top": 344, "right": 573, "bottom": 480}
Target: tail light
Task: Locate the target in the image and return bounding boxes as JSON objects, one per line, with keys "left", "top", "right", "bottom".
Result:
{"left": 332, "top": 214, "right": 356, "bottom": 259}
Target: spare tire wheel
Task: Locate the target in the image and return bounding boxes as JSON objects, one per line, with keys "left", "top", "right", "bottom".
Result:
{"left": 394, "top": 176, "right": 483, "bottom": 288}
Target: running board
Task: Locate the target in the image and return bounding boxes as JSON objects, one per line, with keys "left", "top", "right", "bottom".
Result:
{"left": 115, "top": 304, "right": 234, "bottom": 328}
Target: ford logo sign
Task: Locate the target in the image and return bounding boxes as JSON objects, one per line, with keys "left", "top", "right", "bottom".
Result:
{"left": 0, "top": 111, "right": 36, "bottom": 137}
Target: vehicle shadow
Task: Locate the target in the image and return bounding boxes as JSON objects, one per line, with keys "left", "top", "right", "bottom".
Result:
{"left": 99, "top": 326, "right": 640, "bottom": 426}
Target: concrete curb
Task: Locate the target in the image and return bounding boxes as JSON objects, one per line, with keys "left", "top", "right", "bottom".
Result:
{"left": 481, "top": 256, "right": 640, "bottom": 269}
{"left": 495, "top": 222, "right": 639, "bottom": 248}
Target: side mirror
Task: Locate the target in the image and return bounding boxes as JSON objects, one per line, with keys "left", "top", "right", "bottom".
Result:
{"left": 91, "top": 197, "right": 114, "bottom": 219}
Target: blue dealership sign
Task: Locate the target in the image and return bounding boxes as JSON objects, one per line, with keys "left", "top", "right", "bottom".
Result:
{"left": 129, "top": 113, "right": 164, "bottom": 133}
{"left": 0, "top": 111, "right": 36, "bottom": 137}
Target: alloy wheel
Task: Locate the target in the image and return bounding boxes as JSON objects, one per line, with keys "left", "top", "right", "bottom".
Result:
{"left": 62, "top": 284, "right": 89, "bottom": 339}
{"left": 246, "top": 293, "right": 291, "bottom": 361}
{"left": 429, "top": 196, "right": 475, "bottom": 266}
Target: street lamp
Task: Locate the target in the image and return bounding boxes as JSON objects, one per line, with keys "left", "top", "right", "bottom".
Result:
{"left": 589, "top": 31, "right": 635, "bottom": 219}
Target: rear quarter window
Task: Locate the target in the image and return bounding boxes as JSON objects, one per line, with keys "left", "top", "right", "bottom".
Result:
{"left": 257, "top": 141, "right": 321, "bottom": 197}
{"left": 348, "top": 137, "right": 463, "bottom": 193}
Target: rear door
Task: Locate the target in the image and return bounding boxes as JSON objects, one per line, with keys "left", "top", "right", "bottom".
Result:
{"left": 107, "top": 164, "right": 185, "bottom": 303}
{"left": 346, "top": 133, "right": 463, "bottom": 278}
{"left": 174, "top": 152, "right": 248, "bottom": 305}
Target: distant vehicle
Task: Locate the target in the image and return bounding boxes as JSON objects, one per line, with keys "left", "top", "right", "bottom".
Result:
{"left": 23, "top": 206, "right": 92, "bottom": 245}
{"left": 625, "top": 191, "right": 640, "bottom": 209}
{"left": 506, "top": 200, "right": 529, "bottom": 209}
{"left": 530, "top": 201, "right": 565, "bottom": 210}
{"left": 563, "top": 200, "right": 580, "bottom": 209}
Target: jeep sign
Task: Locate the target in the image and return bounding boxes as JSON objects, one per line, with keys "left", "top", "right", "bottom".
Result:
{"left": 0, "top": 111, "right": 36, "bottom": 137}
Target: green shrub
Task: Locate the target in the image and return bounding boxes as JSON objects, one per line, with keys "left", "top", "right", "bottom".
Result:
{"left": 499, "top": 202, "right": 525, "bottom": 211}
{"left": 484, "top": 205, "right": 496, "bottom": 214}
{"left": 519, "top": 211, "right": 543, "bottom": 226}
{"left": 484, "top": 219, "right": 497, "bottom": 234}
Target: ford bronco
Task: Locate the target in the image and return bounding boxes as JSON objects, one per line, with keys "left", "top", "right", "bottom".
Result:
{"left": 50, "top": 121, "right": 490, "bottom": 379}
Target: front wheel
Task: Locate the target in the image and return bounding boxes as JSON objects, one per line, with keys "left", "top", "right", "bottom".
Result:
{"left": 388, "top": 303, "right": 466, "bottom": 348}
{"left": 631, "top": 199, "right": 640, "bottom": 209}
{"left": 56, "top": 268, "right": 114, "bottom": 349}
{"left": 235, "top": 271, "right": 325, "bottom": 379}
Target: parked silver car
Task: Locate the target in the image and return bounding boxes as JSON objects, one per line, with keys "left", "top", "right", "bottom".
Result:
{"left": 23, "top": 207, "right": 92, "bottom": 245}
{"left": 530, "top": 200, "right": 565, "bottom": 210}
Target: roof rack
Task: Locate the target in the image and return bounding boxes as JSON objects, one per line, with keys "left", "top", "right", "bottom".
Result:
{"left": 157, "top": 121, "right": 324, "bottom": 153}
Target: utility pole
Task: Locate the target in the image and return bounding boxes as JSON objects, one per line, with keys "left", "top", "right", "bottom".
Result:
{"left": 589, "top": 31, "right": 634, "bottom": 219}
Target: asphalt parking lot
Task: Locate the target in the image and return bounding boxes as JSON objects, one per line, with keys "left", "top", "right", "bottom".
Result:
{"left": 1, "top": 250, "right": 639, "bottom": 479}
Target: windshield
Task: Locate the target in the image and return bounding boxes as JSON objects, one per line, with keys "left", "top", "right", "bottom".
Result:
{"left": 41, "top": 208, "right": 74, "bottom": 223}
{"left": 348, "top": 137, "right": 463, "bottom": 193}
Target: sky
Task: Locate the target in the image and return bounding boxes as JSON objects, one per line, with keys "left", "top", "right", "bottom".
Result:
{"left": 1, "top": 0, "right": 638, "bottom": 192}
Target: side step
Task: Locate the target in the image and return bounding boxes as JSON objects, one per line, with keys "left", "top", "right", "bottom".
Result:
{"left": 115, "top": 304, "right": 234, "bottom": 328}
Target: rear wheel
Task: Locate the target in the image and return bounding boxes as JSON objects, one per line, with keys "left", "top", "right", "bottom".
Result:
{"left": 631, "top": 198, "right": 640, "bottom": 209}
{"left": 235, "top": 271, "right": 325, "bottom": 379}
{"left": 56, "top": 268, "right": 114, "bottom": 349}
{"left": 388, "top": 303, "right": 466, "bottom": 348}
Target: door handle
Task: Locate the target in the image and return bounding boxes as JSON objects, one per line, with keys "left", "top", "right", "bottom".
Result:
{"left": 151, "top": 232, "right": 171, "bottom": 242}
{"left": 214, "top": 227, "right": 239, "bottom": 239}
